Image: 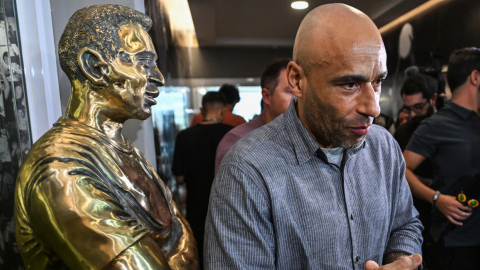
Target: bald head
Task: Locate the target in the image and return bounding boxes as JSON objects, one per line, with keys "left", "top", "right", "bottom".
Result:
{"left": 293, "top": 4, "right": 384, "bottom": 76}
{"left": 287, "top": 3, "right": 387, "bottom": 149}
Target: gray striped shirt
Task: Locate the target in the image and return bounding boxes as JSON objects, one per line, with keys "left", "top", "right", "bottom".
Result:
{"left": 205, "top": 99, "right": 423, "bottom": 269}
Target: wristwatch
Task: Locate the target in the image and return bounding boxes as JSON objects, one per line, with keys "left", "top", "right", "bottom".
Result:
{"left": 433, "top": 190, "right": 441, "bottom": 208}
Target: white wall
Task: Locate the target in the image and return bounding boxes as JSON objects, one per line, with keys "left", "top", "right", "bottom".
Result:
{"left": 48, "top": 0, "right": 157, "bottom": 170}
{"left": 16, "top": 0, "right": 63, "bottom": 141}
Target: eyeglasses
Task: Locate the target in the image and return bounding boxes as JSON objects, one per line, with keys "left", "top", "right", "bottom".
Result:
{"left": 401, "top": 100, "right": 429, "bottom": 114}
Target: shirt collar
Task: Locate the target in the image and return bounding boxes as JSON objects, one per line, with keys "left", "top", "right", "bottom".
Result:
{"left": 284, "top": 98, "right": 366, "bottom": 165}
{"left": 444, "top": 100, "right": 476, "bottom": 120}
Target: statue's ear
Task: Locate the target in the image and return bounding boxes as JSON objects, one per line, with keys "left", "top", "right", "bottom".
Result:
{"left": 77, "top": 48, "right": 109, "bottom": 86}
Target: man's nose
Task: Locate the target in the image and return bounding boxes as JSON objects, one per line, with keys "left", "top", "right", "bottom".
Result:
{"left": 357, "top": 84, "right": 381, "bottom": 118}
{"left": 149, "top": 67, "right": 165, "bottom": 87}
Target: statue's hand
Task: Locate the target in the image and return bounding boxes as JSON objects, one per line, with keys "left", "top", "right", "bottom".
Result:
{"left": 365, "top": 254, "right": 422, "bottom": 270}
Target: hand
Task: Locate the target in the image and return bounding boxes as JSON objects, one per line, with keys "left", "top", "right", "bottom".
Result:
{"left": 436, "top": 194, "right": 472, "bottom": 225}
{"left": 365, "top": 254, "right": 422, "bottom": 270}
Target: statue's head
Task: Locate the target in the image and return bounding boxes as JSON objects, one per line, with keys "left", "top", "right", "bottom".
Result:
{"left": 59, "top": 5, "right": 164, "bottom": 121}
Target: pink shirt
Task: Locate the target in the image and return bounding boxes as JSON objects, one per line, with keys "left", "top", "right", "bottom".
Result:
{"left": 215, "top": 115, "right": 266, "bottom": 174}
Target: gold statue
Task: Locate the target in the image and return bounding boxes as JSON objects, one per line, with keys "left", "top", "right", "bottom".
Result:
{"left": 14, "top": 5, "right": 198, "bottom": 270}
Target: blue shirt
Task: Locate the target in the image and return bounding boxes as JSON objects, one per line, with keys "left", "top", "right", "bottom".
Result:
{"left": 205, "top": 99, "right": 423, "bottom": 269}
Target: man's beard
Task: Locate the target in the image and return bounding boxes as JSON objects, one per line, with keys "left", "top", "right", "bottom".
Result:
{"left": 411, "top": 104, "right": 435, "bottom": 123}
{"left": 303, "top": 89, "right": 368, "bottom": 149}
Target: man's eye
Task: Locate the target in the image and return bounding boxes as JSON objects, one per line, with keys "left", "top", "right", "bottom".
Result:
{"left": 375, "top": 79, "right": 385, "bottom": 85}
{"left": 344, "top": 82, "right": 357, "bottom": 89}
{"left": 138, "top": 58, "right": 152, "bottom": 65}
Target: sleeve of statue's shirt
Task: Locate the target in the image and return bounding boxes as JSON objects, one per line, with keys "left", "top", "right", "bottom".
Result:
{"left": 384, "top": 131, "right": 424, "bottom": 263}
{"left": 204, "top": 158, "right": 275, "bottom": 269}
{"left": 16, "top": 131, "right": 148, "bottom": 270}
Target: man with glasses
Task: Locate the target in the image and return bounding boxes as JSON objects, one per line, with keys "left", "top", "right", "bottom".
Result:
{"left": 394, "top": 73, "right": 438, "bottom": 267}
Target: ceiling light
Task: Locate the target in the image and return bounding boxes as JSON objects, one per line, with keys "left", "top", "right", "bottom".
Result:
{"left": 291, "top": 1, "right": 308, "bottom": 10}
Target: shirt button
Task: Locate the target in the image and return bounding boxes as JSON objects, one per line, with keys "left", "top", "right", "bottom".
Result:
{"left": 355, "top": 256, "right": 360, "bottom": 262}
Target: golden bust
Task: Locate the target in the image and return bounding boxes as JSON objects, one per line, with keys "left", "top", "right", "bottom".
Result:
{"left": 14, "top": 5, "right": 198, "bottom": 270}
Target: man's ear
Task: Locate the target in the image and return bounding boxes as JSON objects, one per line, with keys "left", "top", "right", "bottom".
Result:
{"left": 261, "top": 88, "right": 271, "bottom": 106}
{"left": 77, "top": 48, "right": 109, "bottom": 86}
{"left": 286, "top": 61, "right": 305, "bottom": 98}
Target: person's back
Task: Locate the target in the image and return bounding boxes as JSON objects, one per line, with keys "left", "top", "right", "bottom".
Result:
{"left": 172, "top": 91, "right": 233, "bottom": 268}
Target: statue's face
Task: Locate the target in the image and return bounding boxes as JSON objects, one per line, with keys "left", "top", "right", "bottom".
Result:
{"left": 105, "top": 23, "right": 164, "bottom": 120}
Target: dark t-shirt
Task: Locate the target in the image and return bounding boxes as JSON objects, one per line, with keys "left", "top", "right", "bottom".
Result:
{"left": 171, "top": 122, "right": 233, "bottom": 258}
{"left": 406, "top": 101, "right": 480, "bottom": 247}
{"left": 394, "top": 119, "right": 433, "bottom": 179}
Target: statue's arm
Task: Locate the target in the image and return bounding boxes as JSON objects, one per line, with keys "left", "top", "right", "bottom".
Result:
{"left": 163, "top": 199, "right": 200, "bottom": 270}
{"left": 104, "top": 235, "right": 171, "bottom": 270}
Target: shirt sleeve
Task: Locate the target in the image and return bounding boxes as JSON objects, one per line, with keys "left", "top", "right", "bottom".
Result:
{"left": 214, "top": 132, "right": 241, "bottom": 174}
{"left": 204, "top": 161, "right": 276, "bottom": 270}
{"left": 384, "top": 141, "right": 424, "bottom": 265}
{"left": 405, "top": 120, "right": 437, "bottom": 159}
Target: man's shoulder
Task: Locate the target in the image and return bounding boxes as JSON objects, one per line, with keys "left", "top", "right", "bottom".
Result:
{"left": 221, "top": 115, "right": 289, "bottom": 166}
{"left": 366, "top": 124, "right": 401, "bottom": 153}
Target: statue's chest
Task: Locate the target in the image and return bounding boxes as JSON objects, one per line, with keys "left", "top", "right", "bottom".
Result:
{"left": 114, "top": 151, "right": 173, "bottom": 229}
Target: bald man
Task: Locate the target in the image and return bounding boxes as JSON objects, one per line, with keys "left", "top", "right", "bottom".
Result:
{"left": 204, "top": 4, "right": 422, "bottom": 270}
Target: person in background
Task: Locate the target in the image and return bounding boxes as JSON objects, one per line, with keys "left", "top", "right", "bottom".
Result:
{"left": 404, "top": 47, "right": 480, "bottom": 269}
{"left": 394, "top": 73, "right": 438, "bottom": 267}
{"left": 172, "top": 91, "right": 234, "bottom": 269}
{"left": 205, "top": 4, "right": 422, "bottom": 270}
{"left": 394, "top": 108, "right": 409, "bottom": 130}
{"left": 190, "top": 84, "right": 246, "bottom": 127}
{"left": 395, "top": 73, "right": 438, "bottom": 150}
{"left": 215, "top": 59, "right": 293, "bottom": 173}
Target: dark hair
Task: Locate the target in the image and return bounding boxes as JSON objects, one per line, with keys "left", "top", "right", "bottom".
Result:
{"left": 202, "top": 91, "right": 227, "bottom": 108}
{"left": 447, "top": 47, "right": 480, "bottom": 92}
{"left": 218, "top": 84, "right": 240, "bottom": 104}
{"left": 58, "top": 5, "right": 152, "bottom": 82}
{"left": 400, "top": 74, "right": 438, "bottom": 100}
{"left": 261, "top": 59, "right": 290, "bottom": 93}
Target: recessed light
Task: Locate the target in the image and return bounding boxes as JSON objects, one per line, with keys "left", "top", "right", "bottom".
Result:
{"left": 291, "top": 1, "right": 308, "bottom": 10}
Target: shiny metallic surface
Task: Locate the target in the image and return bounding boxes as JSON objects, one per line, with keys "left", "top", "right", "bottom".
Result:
{"left": 14, "top": 5, "right": 198, "bottom": 270}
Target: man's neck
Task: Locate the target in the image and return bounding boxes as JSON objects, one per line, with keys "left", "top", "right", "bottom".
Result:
{"left": 261, "top": 106, "right": 273, "bottom": 124}
{"left": 201, "top": 113, "right": 222, "bottom": 124}
{"left": 66, "top": 82, "right": 128, "bottom": 145}
{"left": 451, "top": 86, "right": 480, "bottom": 115}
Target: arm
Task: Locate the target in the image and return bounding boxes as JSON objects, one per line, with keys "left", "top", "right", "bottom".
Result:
{"left": 159, "top": 198, "right": 199, "bottom": 270}
{"left": 404, "top": 150, "right": 472, "bottom": 226}
{"left": 204, "top": 162, "right": 275, "bottom": 269}
{"left": 381, "top": 143, "right": 423, "bottom": 268}
{"left": 105, "top": 236, "right": 171, "bottom": 270}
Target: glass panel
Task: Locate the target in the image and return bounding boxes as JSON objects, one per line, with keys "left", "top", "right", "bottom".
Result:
{"left": 0, "top": 0, "right": 31, "bottom": 268}
{"left": 151, "top": 86, "right": 190, "bottom": 215}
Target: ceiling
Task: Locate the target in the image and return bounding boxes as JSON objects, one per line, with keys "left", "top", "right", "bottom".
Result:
{"left": 188, "top": 0, "right": 428, "bottom": 47}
